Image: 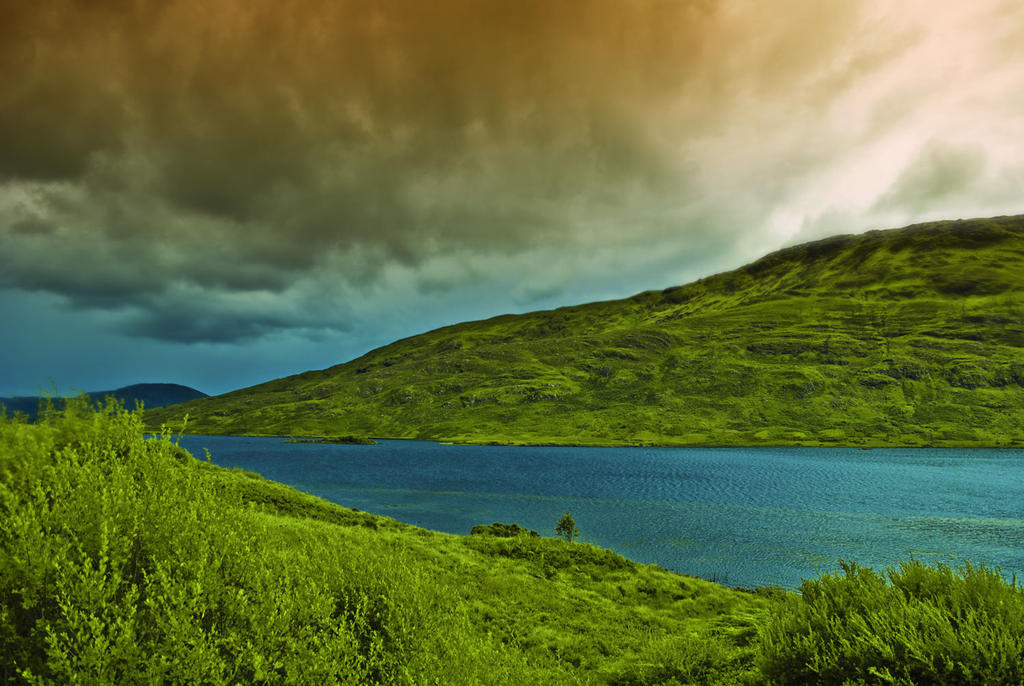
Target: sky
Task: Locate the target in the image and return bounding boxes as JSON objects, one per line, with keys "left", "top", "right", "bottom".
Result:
{"left": 3, "top": 0, "right": 1024, "bottom": 397}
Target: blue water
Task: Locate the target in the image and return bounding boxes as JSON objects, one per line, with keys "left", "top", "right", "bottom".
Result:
{"left": 179, "top": 436, "right": 1024, "bottom": 589}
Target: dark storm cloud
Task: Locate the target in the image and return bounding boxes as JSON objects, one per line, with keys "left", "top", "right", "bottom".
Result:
{"left": 4, "top": 0, "right": 1018, "bottom": 345}
{"left": 119, "top": 305, "right": 347, "bottom": 345}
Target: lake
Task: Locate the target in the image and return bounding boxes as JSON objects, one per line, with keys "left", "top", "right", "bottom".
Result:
{"left": 179, "top": 436, "right": 1024, "bottom": 589}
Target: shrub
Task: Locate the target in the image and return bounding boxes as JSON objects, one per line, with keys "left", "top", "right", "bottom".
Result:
{"left": 469, "top": 522, "right": 539, "bottom": 538}
{"left": 555, "top": 511, "right": 579, "bottom": 543}
{"left": 0, "top": 400, "right": 548, "bottom": 684}
{"left": 756, "top": 560, "right": 1024, "bottom": 685}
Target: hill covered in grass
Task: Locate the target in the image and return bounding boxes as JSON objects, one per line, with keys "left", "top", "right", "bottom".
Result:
{"left": 0, "top": 402, "right": 771, "bottom": 684}
{"left": 148, "top": 216, "right": 1024, "bottom": 446}
{"left": 3, "top": 383, "right": 207, "bottom": 421}
{"left": 6, "top": 404, "right": 1024, "bottom": 684}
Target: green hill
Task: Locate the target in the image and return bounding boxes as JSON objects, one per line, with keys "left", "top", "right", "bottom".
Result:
{"left": 3, "top": 383, "right": 207, "bottom": 421}
{"left": 7, "top": 403, "right": 1024, "bottom": 684}
{"left": 148, "top": 216, "right": 1024, "bottom": 447}
{"left": 0, "top": 402, "right": 771, "bottom": 684}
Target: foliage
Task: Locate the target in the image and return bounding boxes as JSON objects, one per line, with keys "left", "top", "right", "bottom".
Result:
{"left": 10, "top": 402, "right": 1017, "bottom": 684}
{"left": 1, "top": 384, "right": 205, "bottom": 421}
{"left": 0, "top": 402, "right": 771, "bottom": 684}
{"left": 470, "top": 522, "right": 539, "bottom": 538}
{"left": 0, "top": 401, "right": 557, "bottom": 683}
{"left": 555, "top": 511, "right": 579, "bottom": 543}
{"left": 756, "top": 560, "right": 1024, "bottom": 685}
{"left": 146, "top": 215, "right": 1024, "bottom": 447}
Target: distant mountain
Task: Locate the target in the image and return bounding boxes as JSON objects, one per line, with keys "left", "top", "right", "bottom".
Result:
{"left": 3, "top": 384, "right": 208, "bottom": 421}
{"left": 148, "top": 215, "right": 1024, "bottom": 447}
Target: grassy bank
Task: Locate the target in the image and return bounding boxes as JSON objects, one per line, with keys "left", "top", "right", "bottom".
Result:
{"left": 147, "top": 216, "right": 1024, "bottom": 447}
{"left": 3, "top": 404, "right": 1023, "bottom": 684}
{"left": 0, "top": 402, "right": 770, "bottom": 684}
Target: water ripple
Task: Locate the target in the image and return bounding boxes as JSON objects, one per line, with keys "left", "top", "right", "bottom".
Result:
{"left": 180, "top": 436, "right": 1024, "bottom": 589}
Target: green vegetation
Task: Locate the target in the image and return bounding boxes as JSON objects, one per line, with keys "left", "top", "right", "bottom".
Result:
{"left": 2, "top": 383, "right": 206, "bottom": 421}
{"left": 556, "top": 511, "right": 580, "bottom": 543}
{"left": 758, "top": 560, "right": 1024, "bottom": 685}
{"left": 4, "top": 404, "right": 1022, "bottom": 684}
{"left": 470, "top": 521, "right": 539, "bottom": 538}
{"left": 0, "top": 402, "right": 768, "bottom": 684}
{"left": 147, "top": 216, "right": 1024, "bottom": 446}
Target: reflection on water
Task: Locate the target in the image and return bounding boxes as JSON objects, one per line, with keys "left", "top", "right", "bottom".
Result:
{"left": 178, "top": 436, "right": 1024, "bottom": 589}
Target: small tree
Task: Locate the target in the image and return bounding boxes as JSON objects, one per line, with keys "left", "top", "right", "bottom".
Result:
{"left": 555, "top": 510, "right": 579, "bottom": 543}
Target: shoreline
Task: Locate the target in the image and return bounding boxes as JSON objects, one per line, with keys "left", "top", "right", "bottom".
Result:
{"left": 150, "top": 428, "right": 1024, "bottom": 450}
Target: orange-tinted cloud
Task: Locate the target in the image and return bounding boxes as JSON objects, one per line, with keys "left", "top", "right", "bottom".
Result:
{"left": 2, "top": 0, "right": 1022, "bottom": 343}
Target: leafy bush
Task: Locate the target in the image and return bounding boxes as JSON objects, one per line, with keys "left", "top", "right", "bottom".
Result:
{"left": 470, "top": 522, "right": 539, "bottom": 538}
{"left": 0, "top": 400, "right": 548, "bottom": 684}
{"left": 463, "top": 534, "right": 635, "bottom": 577}
{"left": 756, "top": 560, "right": 1024, "bottom": 685}
{"left": 0, "top": 399, "right": 791, "bottom": 684}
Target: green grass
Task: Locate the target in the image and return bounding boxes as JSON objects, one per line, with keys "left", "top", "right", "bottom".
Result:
{"left": 146, "top": 216, "right": 1024, "bottom": 447}
{"left": 757, "top": 560, "right": 1024, "bottom": 685}
{"left": 5, "top": 404, "right": 1022, "bottom": 684}
{"left": 1, "top": 402, "right": 769, "bottom": 684}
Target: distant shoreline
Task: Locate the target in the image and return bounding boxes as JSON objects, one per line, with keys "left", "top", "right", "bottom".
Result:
{"left": 156, "top": 431, "right": 1024, "bottom": 450}
{"left": 284, "top": 436, "right": 378, "bottom": 445}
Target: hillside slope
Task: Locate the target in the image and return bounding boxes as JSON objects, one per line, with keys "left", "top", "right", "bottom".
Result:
{"left": 1, "top": 405, "right": 770, "bottom": 684}
{"left": 148, "top": 216, "right": 1024, "bottom": 447}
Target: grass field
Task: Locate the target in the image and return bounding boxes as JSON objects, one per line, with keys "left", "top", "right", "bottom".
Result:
{"left": 0, "top": 402, "right": 771, "bottom": 684}
{"left": 147, "top": 216, "right": 1024, "bottom": 447}
{"left": 4, "top": 403, "right": 1024, "bottom": 684}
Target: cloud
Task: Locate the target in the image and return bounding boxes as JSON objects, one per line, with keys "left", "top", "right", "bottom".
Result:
{"left": 2, "top": 0, "right": 1023, "bottom": 345}
{"left": 118, "top": 299, "right": 349, "bottom": 345}
{"left": 874, "top": 143, "right": 988, "bottom": 214}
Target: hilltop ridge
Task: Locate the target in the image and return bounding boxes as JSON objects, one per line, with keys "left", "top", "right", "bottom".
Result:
{"left": 4, "top": 383, "right": 207, "bottom": 421}
{"left": 148, "top": 215, "right": 1024, "bottom": 446}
